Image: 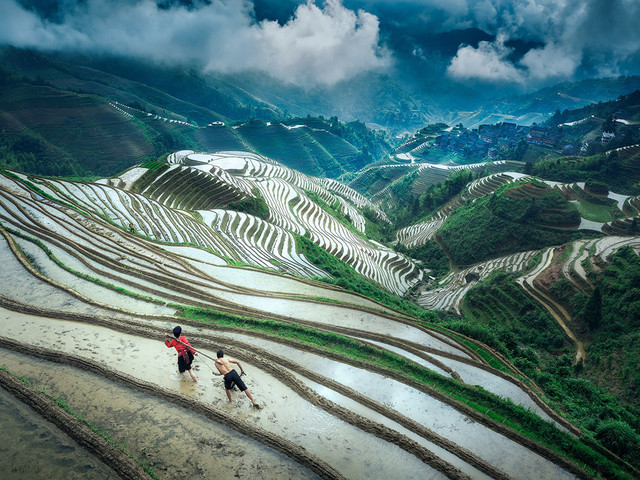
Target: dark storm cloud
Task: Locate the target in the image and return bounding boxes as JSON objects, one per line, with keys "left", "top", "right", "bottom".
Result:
{"left": 2, "top": 0, "right": 640, "bottom": 89}
{"left": 1, "top": 0, "right": 390, "bottom": 86}
{"left": 345, "top": 0, "right": 640, "bottom": 86}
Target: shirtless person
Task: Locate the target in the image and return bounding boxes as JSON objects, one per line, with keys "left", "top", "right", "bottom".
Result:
{"left": 215, "top": 350, "right": 257, "bottom": 406}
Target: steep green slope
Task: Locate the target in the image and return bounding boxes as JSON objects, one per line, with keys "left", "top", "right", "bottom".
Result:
{"left": 438, "top": 180, "right": 585, "bottom": 266}
{"left": 489, "top": 77, "right": 640, "bottom": 121}
{"left": 0, "top": 82, "right": 388, "bottom": 179}
{"left": 585, "top": 247, "right": 640, "bottom": 407}
{"left": 0, "top": 82, "right": 156, "bottom": 176}
{"left": 533, "top": 145, "right": 640, "bottom": 195}
{"left": 455, "top": 266, "right": 640, "bottom": 468}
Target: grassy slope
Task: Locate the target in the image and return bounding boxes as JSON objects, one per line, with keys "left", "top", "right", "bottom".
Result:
{"left": 0, "top": 84, "right": 155, "bottom": 176}
{"left": 437, "top": 181, "right": 588, "bottom": 266}
{"left": 533, "top": 146, "right": 640, "bottom": 195}
{"left": 454, "top": 253, "right": 640, "bottom": 470}
{"left": 585, "top": 247, "right": 640, "bottom": 407}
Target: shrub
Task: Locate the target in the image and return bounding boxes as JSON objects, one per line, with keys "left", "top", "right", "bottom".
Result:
{"left": 595, "top": 420, "right": 638, "bottom": 457}
{"left": 585, "top": 178, "right": 609, "bottom": 195}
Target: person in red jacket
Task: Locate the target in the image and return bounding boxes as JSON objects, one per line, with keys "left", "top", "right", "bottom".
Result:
{"left": 164, "top": 326, "right": 198, "bottom": 382}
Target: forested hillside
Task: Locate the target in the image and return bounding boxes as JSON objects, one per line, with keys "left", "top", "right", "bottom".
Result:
{"left": 0, "top": 66, "right": 389, "bottom": 178}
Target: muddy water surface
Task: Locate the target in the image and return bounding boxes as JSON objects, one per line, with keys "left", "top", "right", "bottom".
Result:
{"left": 0, "top": 311, "right": 447, "bottom": 479}
{"left": 0, "top": 386, "right": 118, "bottom": 480}
{"left": 0, "top": 350, "right": 318, "bottom": 480}
{"left": 14, "top": 237, "right": 175, "bottom": 316}
{"left": 205, "top": 292, "right": 469, "bottom": 357}
{"left": 0, "top": 235, "right": 150, "bottom": 322}
{"left": 294, "top": 374, "right": 493, "bottom": 480}
{"left": 366, "top": 338, "right": 558, "bottom": 425}
{"left": 207, "top": 330, "right": 578, "bottom": 480}
{"left": 428, "top": 352, "right": 560, "bottom": 426}
{"left": 163, "top": 249, "right": 390, "bottom": 309}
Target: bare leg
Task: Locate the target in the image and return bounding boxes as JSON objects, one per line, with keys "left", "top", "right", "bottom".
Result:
{"left": 188, "top": 368, "right": 198, "bottom": 382}
{"left": 244, "top": 389, "right": 257, "bottom": 405}
{"left": 225, "top": 388, "right": 233, "bottom": 402}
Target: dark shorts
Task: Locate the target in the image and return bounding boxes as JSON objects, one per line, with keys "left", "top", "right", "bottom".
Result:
{"left": 177, "top": 351, "right": 194, "bottom": 372}
{"left": 224, "top": 369, "right": 247, "bottom": 391}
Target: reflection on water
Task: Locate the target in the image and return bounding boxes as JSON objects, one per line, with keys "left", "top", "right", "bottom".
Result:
{"left": 0, "top": 350, "right": 319, "bottom": 480}
{"left": 0, "top": 387, "right": 118, "bottom": 480}
{"left": 0, "top": 313, "right": 445, "bottom": 480}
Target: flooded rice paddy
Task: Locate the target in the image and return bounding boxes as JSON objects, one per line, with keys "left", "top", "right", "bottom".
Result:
{"left": 0, "top": 350, "right": 319, "bottom": 480}
{"left": 200, "top": 330, "right": 576, "bottom": 480}
{"left": 0, "top": 310, "right": 452, "bottom": 480}
{"left": 0, "top": 386, "right": 118, "bottom": 480}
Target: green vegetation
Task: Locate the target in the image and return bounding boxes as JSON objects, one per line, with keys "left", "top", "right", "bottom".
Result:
{"left": 295, "top": 234, "right": 438, "bottom": 322}
{"left": 391, "top": 169, "right": 473, "bottom": 228}
{"left": 462, "top": 270, "right": 566, "bottom": 353}
{"left": 1, "top": 367, "right": 158, "bottom": 479}
{"left": 226, "top": 191, "right": 270, "bottom": 220}
{"left": 585, "top": 179, "right": 610, "bottom": 195}
{"left": 0, "top": 169, "right": 89, "bottom": 216}
{"left": 454, "top": 258, "right": 640, "bottom": 471}
{"left": 533, "top": 148, "right": 640, "bottom": 195}
{"left": 596, "top": 420, "right": 638, "bottom": 457}
{"left": 0, "top": 127, "right": 81, "bottom": 177}
{"left": 361, "top": 205, "right": 394, "bottom": 243}
{"left": 438, "top": 181, "right": 586, "bottom": 266}
{"left": 586, "top": 247, "right": 640, "bottom": 407}
{"left": 129, "top": 163, "right": 170, "bottom": 194}
{"left": 395, "top": 240, "right": 450, "bottom": 279}
{"left": 574, "top": 198, "right": 619, "bottom": 222}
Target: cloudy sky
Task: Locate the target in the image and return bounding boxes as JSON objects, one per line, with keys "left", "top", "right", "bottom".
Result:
{"left": 3, "top": 0, "right": 640, "bottom": 91}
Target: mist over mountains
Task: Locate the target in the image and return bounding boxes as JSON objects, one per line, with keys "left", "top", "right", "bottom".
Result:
{"left": 4, "top": 0, "right": 640, "bottom": 131}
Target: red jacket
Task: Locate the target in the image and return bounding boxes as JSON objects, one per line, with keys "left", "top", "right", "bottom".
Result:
{"left": 165, "top": 335, "right": 195, "bottom": 354}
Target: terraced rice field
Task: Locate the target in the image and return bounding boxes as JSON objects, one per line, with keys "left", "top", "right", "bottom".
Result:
{"left": 0, "top": 166, "right": 596, "bottom": 480}
{"left": 162, "top": 151, "right": 419, "bottom": 296}
{"left": 418, "top": 250, "right": 538, "bottom": 313}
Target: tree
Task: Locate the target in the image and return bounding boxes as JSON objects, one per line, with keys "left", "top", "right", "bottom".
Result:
{"left": 582, "top": 286, "right": 602, "bottom": 329}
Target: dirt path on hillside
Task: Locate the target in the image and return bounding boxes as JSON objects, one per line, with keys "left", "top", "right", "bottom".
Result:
{"left": 517, "top": 249, "right": 587, "bottom": 365}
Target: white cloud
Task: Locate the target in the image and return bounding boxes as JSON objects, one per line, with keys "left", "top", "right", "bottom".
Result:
{"left": 447, "top": 34, "right": 524, "bottom": 84}
{"left": 0, "top": 0, "right": 390, "bottom": 86}
{"left": 519, "top": 43, "right": 581, "bottom": 81}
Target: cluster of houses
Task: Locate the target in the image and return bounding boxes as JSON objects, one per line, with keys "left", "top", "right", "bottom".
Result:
{"left": 431, "top": 122, "right": 572, "bottom": 159}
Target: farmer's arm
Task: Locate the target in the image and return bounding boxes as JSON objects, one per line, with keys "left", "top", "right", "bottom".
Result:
{"left": 230, "top": 359, "right": 245, "bottom": 375}
{"left": 163, "top": 333, "right": 175, "bottom": 348}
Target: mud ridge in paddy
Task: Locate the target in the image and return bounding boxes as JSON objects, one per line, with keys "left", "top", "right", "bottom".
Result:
{"left": 0, "top": 294, "right": 589, "bottom": 479}
{"left": 0, "top": 337, "right": 345, "bottom": 480}
{"left": 0, "top": 368, "right": 150, "bottom": 480}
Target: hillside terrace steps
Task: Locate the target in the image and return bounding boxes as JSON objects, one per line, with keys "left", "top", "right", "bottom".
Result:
{"left": 418, "top": 250, "right": 538, "bottom": 314}
{"left": 0, "top": 192, "right": 483, "bottom": 366}
{"left": 623, "top": 195, "right": 640, "bottom": 215}
{"left": 561, "top": 240, "right": 595, "bottom": 294}
{"left": 516, "top": 248, "right": 587, "bottom": 365}
{"left": 2, "top": 172, "right": 596, "bottom": 476}
{"left": 2, "top": 172, "right": 314, "bottom": 276}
